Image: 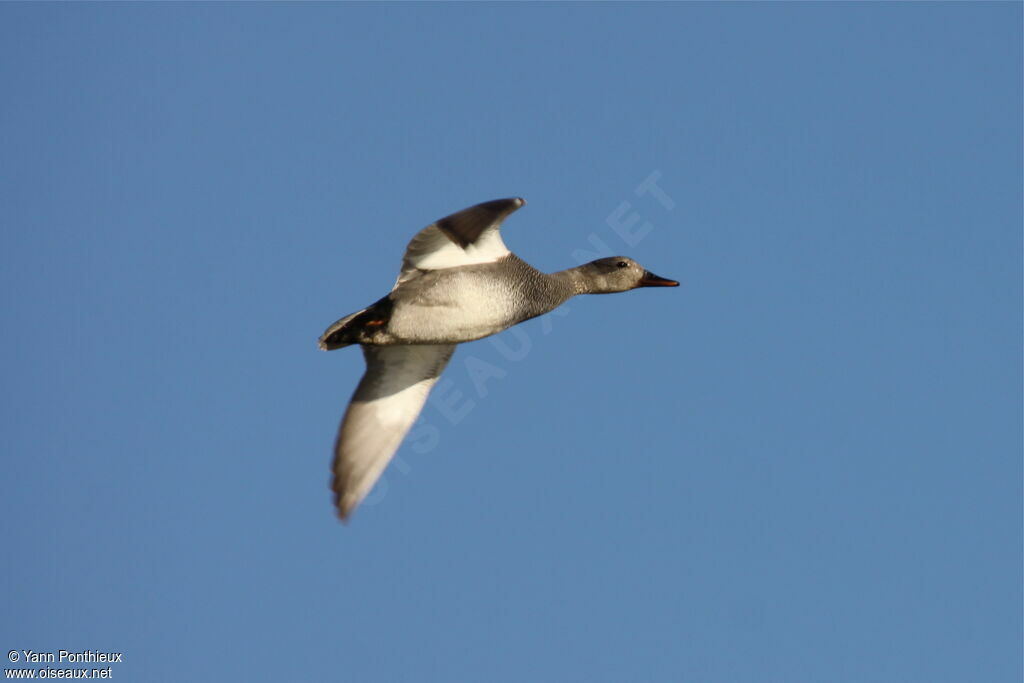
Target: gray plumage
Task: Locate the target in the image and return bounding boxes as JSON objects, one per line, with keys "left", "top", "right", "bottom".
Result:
{"left": 320, "top": 197, "right": 678, "bottom": 521}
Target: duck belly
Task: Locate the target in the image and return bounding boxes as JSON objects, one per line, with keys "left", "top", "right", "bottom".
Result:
{"left": 387, "top": 273, "right": 527, "bottom": 344}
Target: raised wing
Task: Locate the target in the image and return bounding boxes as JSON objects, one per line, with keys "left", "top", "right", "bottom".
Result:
{"left": 394, "top": 197, "right": 526, "bottom": 288}
{"left": 331, "top": 344, "right": 455, "bottom": 520}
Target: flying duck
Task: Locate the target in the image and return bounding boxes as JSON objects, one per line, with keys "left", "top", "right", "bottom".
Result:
{"left": 319, "top": 197, "right": 678, "bottom": 520}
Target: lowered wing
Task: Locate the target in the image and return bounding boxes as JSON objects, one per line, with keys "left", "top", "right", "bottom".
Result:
{"left": 331, "top": 343, "right": 455, "bottom": 520}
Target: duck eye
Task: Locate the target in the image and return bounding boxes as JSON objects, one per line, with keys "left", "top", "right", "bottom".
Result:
{"left": 616, "top": 261, "right": 628, "bottom": 268}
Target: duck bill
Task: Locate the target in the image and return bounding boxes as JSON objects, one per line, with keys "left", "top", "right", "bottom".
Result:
{"left": 637, "top": 271, "right": 679, "bottom": 288}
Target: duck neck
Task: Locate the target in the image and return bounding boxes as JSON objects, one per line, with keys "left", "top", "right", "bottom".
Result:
{"left": 547, "top": 266, "right": 596, "bottom": 297}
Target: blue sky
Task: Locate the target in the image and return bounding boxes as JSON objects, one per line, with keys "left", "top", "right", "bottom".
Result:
{"left": 1, "top": 3, "right": 1020, "bottom": 682}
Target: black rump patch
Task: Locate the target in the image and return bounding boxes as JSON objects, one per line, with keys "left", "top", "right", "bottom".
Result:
{"left": 320, "top": 296, "right": 394, "bottom": 350}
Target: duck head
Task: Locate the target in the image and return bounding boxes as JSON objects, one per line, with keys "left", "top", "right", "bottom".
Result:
{"left": 578, "top": 257, "right": 679, "bottom": 293}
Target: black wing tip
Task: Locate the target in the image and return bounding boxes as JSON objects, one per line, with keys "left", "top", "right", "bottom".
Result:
{"left": 441, "top": 197, "right": 526, "bottom": 220}
{"left": 435, "top": 197, "right": 527, "bottom": 248}
{"left": 484, "top": 196, "right": 526, "bottom": 211}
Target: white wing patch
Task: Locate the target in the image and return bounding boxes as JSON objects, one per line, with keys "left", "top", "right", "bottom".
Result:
{"left": 393, "top": 198, "right": 524, "bottom": 289}
{"left": 405, "top": 225, "right": 509, "bottom": 269}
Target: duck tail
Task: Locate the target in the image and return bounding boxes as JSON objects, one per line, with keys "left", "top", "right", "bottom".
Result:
{"left": 318, "top": 297, "right": 394, "bottom": 351}
{"left": 318, "top": 309, "right": 365, "bottom": 350}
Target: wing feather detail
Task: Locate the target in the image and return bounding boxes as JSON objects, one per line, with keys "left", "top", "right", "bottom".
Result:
{"left": 394, "top": 197, "right": 525, "bottom": 288}
{"left": 332, "top": 344, "right": 455, "bottom": 520}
